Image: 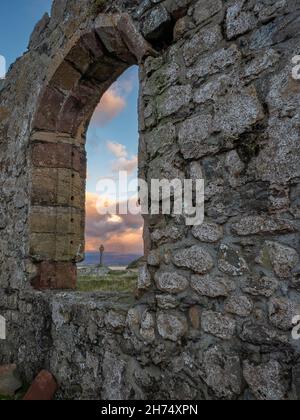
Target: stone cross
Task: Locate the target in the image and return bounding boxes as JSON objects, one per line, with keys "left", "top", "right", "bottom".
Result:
{"left": 99, "top": 244, "right": 105, "bottom": 267}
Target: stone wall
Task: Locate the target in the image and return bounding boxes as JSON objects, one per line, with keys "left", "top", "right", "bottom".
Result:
{"left": 1, "top": 0, "right": 300, "bottom": 400}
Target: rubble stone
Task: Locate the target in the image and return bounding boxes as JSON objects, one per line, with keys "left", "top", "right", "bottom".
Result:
{"left": 157, "top": 312, "right": 188, "bottom": 342}
{"left": 243, "top": 361, "right": 286, "bottom": 401}
{"left": 191, "top": 274, "right": 235, "bottom": 298}
{"left": 225, "top": 296, "right": 253, "bottom": 317}
{"left": 192, "top": 221, "right": 223, "bottom": 243}
{"left": 0, "top": 365, "right": 22, "bottom": 397}
{"left": 202, "top": 311, "right": 236, "bottom": 340}
{"left": 257, "top": 241, "right": 299, "bottom": 279}
{"left": 155, "top": 271, "right": 189, "bottom": 294}
{"left": 218, "top": 244, "right": 249, "bottom": 276}
{"left": 173, "top": 246, "right": 214, "bottom": 274}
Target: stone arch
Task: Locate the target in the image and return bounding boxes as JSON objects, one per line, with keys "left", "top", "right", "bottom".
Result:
{"left": 29, "top": 14, "right": 154, "bottom": 290}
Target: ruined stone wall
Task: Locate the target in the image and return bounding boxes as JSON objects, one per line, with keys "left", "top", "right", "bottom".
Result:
{"left": 1, "top": 0, "right": 300, "bottom": 400}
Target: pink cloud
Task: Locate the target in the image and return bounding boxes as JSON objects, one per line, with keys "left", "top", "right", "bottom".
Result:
{"left": 85, "top": 192, "right": 144, "bottom": 253}
{"left": 90, "top": 74, "right": 136, "bottom": 127}
{"left": 112, "top": 156, "right": 138, "bottom": 175}
{"left": 91, "top": 88, "right": 126, "bottom": 127}
{"left": 106, "top": 141, "right": 128, "bottom": 158}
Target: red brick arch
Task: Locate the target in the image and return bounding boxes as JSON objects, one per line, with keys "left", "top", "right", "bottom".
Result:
{"left": 29, "top": 14, "right": 154, "bottom": 290}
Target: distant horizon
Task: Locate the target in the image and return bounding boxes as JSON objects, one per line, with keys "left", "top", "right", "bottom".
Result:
{"left": 80, "top": 251, "right": 142, "bottom": 266}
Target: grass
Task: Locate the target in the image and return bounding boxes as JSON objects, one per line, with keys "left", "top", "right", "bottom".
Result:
{"left": 77, "top": 269, "right": 138, "bottom": 293}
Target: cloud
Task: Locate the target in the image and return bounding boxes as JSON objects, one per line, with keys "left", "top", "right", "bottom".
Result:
{"left": 91, "top": 88, "right": 126, "bottom": 127}
{"left": 85, "top": 192, "right": 144, "bottom": 253}
{"left": 90, "top": 74, "right": 135, "bottom": 127}
{"left": 106, "top": 141, "right": 138, "bottom": 176}
{"left": 112, "top": 156, "right": 138, "bottom": 176}
{"left": 106, "top": 141, "right": 128, "bottom": 159}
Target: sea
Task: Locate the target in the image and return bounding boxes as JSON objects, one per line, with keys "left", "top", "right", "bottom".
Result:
{"left": 78, "top": 252, "right": 142, "bottom": 267}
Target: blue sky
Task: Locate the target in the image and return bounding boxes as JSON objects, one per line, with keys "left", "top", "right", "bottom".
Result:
{"left": 0, "top": 0, "right": 52, "bottom": 67}
{"left": 0, "top": 1, "right": 142, "bottom": 254}
{"left": 87, "top": 66, "right": 139, "bottom": 193}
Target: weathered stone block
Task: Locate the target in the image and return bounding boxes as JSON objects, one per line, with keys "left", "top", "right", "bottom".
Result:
{"left": 95, "top": 14, "right": 134, "bottom": 63}
{"left": 191, "top": 274, "right": 235, "bottom": 298}
{"left": 178, "top": 113, "right": 215, "bottom": 159}
{"left": 30, "top": 232, "right": 82, "bottom": 262}
{"left": 155, "top": 270, "right": 189, "bottom": 294}
{"left": 257, "top": 241, "right": 299, "bottom": 279}
{"left": 157, "top": 311, "right": 188, "bottom": 342}
{"left": 164, "top": 0, "right": 193, "bottom": 19}
{"left": 225, "top": 296, "right": 253, "bottom": 317}
{"left": 142, "top": 62, "right": 180, "bottom": 97}
{"left": 147, "top": 249, "right": 160, "bottom": 266}
{"left": 187, "top": 45, "right": 241, "bottom": 79}
{"left": 243, "top": 361, "right": 286, "bottom": 400}
{"left": 138, "top": 264, "right": 152, "bottom": 290}
{"left": 144, "top": 122, "right": 176, "bottom": 158}
{"left": 213, "top": 86, "right": 264, "bottom": 136}
{"left": 192, "top": 0, "right": 223, "bottom": 25}
{"left": 241, "top": 275, "right": 279, "bottom": 298}
{"left": 226, "top": 1, "right": 257, "bottom": 40}
{"left": 157, "top": 85, "right": 192, "bottom": 119}
{"left": 33, "top": 87, "right": 65, "bottom": 131}
{"left": 117, "top": 13, "right": 157, "bottom": 63}
{"left": 23, "top": 370, "right": 58, "bottom": 401}
{"left": 255, "top": 115, "right": 300, "bottom": 184}
{"left": 31, "top": 167, "right": 85, "bottom": 210}
{"left": 192, "top": 221, "right": 223, "bottom": 243}
{"left": 183, "top": 25, "right": 223, "bottom": 66}
{"left": 142, "top": 5, "right": 171, "bottom": 41}
{"left": 0, "top": 364, "right": 22, "bottom": 397}
{"left": 268, "top": 297, "right": 299, "bottom": 331}
{"left": 173, "top": 16, "right": 195, "bottom": 41}
{"left": 31, "top": 142, "right": 86, "bottom": 177}
{"left": 105, "top": 310, "right": 126, "bottom": 332}
{"left": 173, "top": 245, "right": 214, "bottom": 274}
{"left": 151, "top": 225, "right": 185, "bottom": 244}
{"left": 202, "top": 311, "right": 236, "bottom": 340}
{"left": 30, "top": 206, "right": 82, "bottom": 235}
{"left": 218, "top": 244, "right": 249, "bottom": 276}
{"left": 194, "top": 74, "right": 237, "bottom": 105}
{"left": 231, "top": 215, "right": 296, "bottom": 236}
{"left": 32, "top": 262, "right": 76, "bottom": 290}
{"left": 140, "top": 310, "right": 155, "bottom": 342}
{"left": 202, "top": 346, "right": 242, "bottom": 399}
{"left": 51, "top": 61, "right": 81, "bottom": 92}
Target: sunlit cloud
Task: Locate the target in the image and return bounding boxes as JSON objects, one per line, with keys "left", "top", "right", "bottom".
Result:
{"left": 90, "top": 74, "right": 136, "bottom": 127}
{"left": 112, "top": 156, "right": 138, "bottom": 176}
{"left": 85, "top": 192, "right": 143, "bottom": 253}
{"left": 106, "top": 141, "right": 138, "bottom": 176}
{"left": 106, "top": 141, "right": 128, "bottom": 159}
{"left": 91, "top": 88, "right": 126, "bottom": 127}
{"left": 86, "top": 228, "right": 143, "bottom": 254}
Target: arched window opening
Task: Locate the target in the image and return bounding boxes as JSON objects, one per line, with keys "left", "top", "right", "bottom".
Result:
{"left": 28, "top": 19, "right": 152, "bottom": 291}
{"left": 77, "top": 66, "right": 144, "bottom": 293}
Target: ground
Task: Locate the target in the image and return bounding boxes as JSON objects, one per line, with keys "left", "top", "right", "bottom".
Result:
{"left": 77, "top": 269, "right": 138, "bottom": 293}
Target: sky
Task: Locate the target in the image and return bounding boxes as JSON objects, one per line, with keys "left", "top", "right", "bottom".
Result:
{"left": 0, "top": 0, "right": 143, "bottom": 256}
